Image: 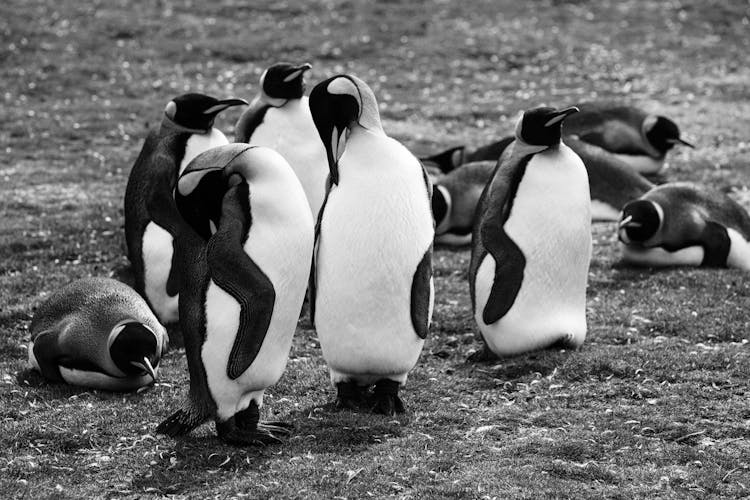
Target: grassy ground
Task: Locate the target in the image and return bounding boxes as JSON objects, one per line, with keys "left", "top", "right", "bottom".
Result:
{"left": 1, "top": 0, "right": 749, "bottom": 498}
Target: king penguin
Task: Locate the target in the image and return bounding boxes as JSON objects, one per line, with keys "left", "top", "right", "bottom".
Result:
{"left": 28, "top": 277, "right": 168, "bottom": 391}
{"left": 469, "top": 106, "right": 591, "bottom": 358}
{"left": 156, "top": 144, "right": 313, "bottom": 445}
{"left": 618, "top": 182, "right": 750, "bottom": 270}
{"left": 124, "top": 93, "right": 247, "bottom": 325}
{"left": 234, "top": 62, "right": 329, "bottom": 219}
{"left": 563, "top": 102, "right": 694, "bottom": 175}
{"left": 308, "top": 74, "right": 434, "bottom": 415}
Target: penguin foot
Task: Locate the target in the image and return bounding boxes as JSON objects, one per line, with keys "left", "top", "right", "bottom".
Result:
{"left": 372, "top": 379, "right": 405, "bottom": 416}
{"left": 467, "top": 345, "right": 498, "bottom": 363}
{"left": 335, "top": 381, "right": 365, "bottom": 410}
{"left": 216, "top": 402, "right": 291, "bottom": 446}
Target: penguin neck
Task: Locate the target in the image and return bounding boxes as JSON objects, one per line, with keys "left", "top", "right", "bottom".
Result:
{"left": 179, "top": 128, "right": 229, "bottom": 176}
{"left": 349, "top": 122, "right": 386, "bottom": 140}
{"left": 259, "top": 92, "right": 289, "bottom": 108}
{"left": 510, "top": 137, "right": 550, "bottom": 159}
{"left": 160, "top": 115, "right": 209, "bottom": 135}
{"left": 640, "top": 119, "right": 665, "bottom": 159}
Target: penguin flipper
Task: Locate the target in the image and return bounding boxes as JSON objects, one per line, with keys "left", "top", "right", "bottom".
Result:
{"left": 699, "top": 221, "right": 731, "bottom": 267}
{"left": 29, "top": 330, "right": 64, "bottom": 382}
{"left": 234, "top": 100, "right": 270, "bottom": 143}
{"left": 410, "top": 247, "right": 433, "bottom": 339}
{"left": 309, "top": 175, "right": 335, "bottom": 327}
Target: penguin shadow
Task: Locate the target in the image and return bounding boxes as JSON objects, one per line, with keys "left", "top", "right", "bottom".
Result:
{"left": 464, "top": 348, "right": 572, "bottom": 389}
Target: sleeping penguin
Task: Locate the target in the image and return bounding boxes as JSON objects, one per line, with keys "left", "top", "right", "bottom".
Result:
{"left": 156, "top": 144, "right": 313, "bottom": 445}
{"left": 124, "top": 93, "right": 247, "bottom": 325}
{"left": 234, "top": 62, "right": 328, "bottom": 219}
{"left": 28, "top": 277, "right": 168, "bottom": 391}
{"left": 618, "top": 182, "right": 750, "bottom": 270}
{"left": 469, "top": 106, "right": 591, "bottom": 358}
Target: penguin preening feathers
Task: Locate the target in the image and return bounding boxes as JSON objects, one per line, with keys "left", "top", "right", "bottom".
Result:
{"left": 618, "top": 182, "right": 750, "bottom": 270}
{"left": 563, "top": 102, "right": 694, "bottom": 175}
{"left": 28, "top": 277, "right": 168, "bottom": 391}
{"left": 124, "top": 93, "right": 247, "bottom": 325}
{"left": 308, "top": 74, "right": 434, "bottom": 415}
{"left": 156, "top": 144, "right": 313, "bottom": 445}
{"left": 469, "top": 106, "right": 591, "bottom": 358}
{"left": 234, "top": 62, "right": 328, "bottom": 219}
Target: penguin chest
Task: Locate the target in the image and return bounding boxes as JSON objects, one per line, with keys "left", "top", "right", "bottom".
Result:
{"left": 248, "top": 101, "right": 328, "bottom": 217}
{"left": 179, "top": 128, "right": 229, "bottom": 175}
{"left": 141, "top": 222, "right": 179, "bottom": 323}
{"left": 477, "top": 147, "right": 592, "bottom": 354}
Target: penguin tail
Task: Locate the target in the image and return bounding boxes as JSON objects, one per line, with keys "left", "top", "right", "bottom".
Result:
{"left": 156, "top": 406, "right": 208, "bottom": 437}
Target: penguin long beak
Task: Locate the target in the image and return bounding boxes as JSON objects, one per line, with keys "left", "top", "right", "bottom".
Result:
{"left": 619, "top": 215, "right": 642, "bottom": 229}
{"left": 544, "top": 106, "right": 580, "bottom": 127}
{"left": 284, "top": 63, "right": 313, "bottom": 83}
{"left": 132, "top": 357, "right": 158, "bottom": 382}
{"left": 667, "top": 137, "right": 695, "bottom": 149}
{"left": 203, "top": 98, "right": 249, "bottom": 115}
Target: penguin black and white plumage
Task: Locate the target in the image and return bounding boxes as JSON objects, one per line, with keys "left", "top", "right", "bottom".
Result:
{"left": 421, "top": 136, "right": 515, "bottom": 175}
{"left": 563, "top": 102, "right": 694, "bottom": 175}
{"left": 433, "top": 161, "right": 496, "bottom": 246}
{"left": 124, "top": 93, "right": 247, "bottom": 325}
{"left": 308, "top": 74, "right": 434, "bottom": 415}
{"left": 156, "top": 144, "right": 313, "bottom": 445}
{"left": 617, "top": 182, "right": 750, "bottom": 270}
{"left": 469, "top": 106, "right": 591, "bottom": 358}
{"left": 234, "top": 62, "right": 328, "bottom": 219}
{"left": 28, "top": 277, "right": 168, "bottom": 391}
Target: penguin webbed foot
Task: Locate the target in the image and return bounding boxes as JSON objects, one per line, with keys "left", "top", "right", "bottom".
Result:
{"left": 216, "top": 402, "right": 292, "bottom": 447}
{"left": 335, "top": 380, "right": 366, "bottom": 410}
{"left": 371, "top": 379, "right": 405, "bottom": 416}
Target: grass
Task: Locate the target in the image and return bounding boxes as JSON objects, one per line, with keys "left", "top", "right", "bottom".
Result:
{"left": 1, "top": 0, "right": 750, "bottom": 498}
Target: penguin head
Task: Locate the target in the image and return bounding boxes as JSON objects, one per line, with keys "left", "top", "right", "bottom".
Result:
{"left": 309, "top": 74, "right": 383, "bottom": 184}
{"left": 259, "top": 62, "right": 312, "bottom": 105}
{"left": 162, "top": 93, "right": 248, "bottom": 134}
{"left": 109, "top": 321, "right": 161, "bottom": 382}
{"left": 643, "top": 115, "right": 694, "bottom": 155}
{"left": 618, "top": 199, "right": 664, "bottom": 245}
{"left": 514, "top": 106, "right": 580, "bottom": 149}
{"left": 432, "top": 184, "right": 452, "bottom": 235}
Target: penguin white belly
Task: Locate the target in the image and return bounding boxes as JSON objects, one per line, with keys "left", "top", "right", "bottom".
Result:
{"left": 476, "top": 146, "right": 591, "bottom": 356}
{"left": 726, "top": 228, "right": 750, "bottom": 270}
{"left": 316, "top": 140, "right": 433, "bottom": 384}
{"left": 249, "top": 100, "right": 328, "bottom": 218}
{"left": 613, "top": 153, "right": 664, "bottom": 175}
{"left": 58, "top": 367, "right": 152, "bottom": 392}
{"left": 179, "top": 129, "right": 228, "bottom": 175}
{"left": 202, "top": 181, "right": 313, "bottom": 421}
{"left": 619, "top": 243, "right": 704, "bottom": 267}
{"left": 141, "top": 222, "right": 178, "bottom": 323}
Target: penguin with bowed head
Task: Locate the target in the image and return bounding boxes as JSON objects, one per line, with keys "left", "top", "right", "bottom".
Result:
{"left": 469, "top": 106, "right": 591, "bottom": 359}
{"left": 618, "top": 182, "right": 750, "bottom": 270}
{"left": 563, "top": 102, "right": 694, "bottom": 175}
{"left": 124, "top": 93, "right": 247, "bottom": 325}
{"left": 156, "top": 144, "right": 314, "bottom": 445}
{"left": 308, "top": 74, "right": 434, "bottom": 415}
{"left": 28, "top": 277, "right": 168, "bottom": 391}
{"left": 234, "top": 62, "right": 328, "bottom": 219}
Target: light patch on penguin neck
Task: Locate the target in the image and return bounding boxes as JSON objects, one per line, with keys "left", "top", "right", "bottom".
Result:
{"left": 640, "top": 115, "right": 665, "bottom": 158}
{"left": 327, "top": 77, "right": 384, "bottom": 135}
{"left": 434, "top": 184, "right": 453, "bottom": 235}
{"left": 179, "top": 128, "right": 229, "bottom": 175}
{"left": 509, "top": 137, "right": 548, "bottom": 158}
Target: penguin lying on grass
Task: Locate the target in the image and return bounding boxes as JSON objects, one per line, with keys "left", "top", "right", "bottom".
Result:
{"left": 156, "top": 144, "right": 313, "bottom": 446}
{"left": 470, "top": 106, "right": 591, "bottom": 358}
{"left": 235, "top": 62, "right": 329, "bottom": 220}
{"left": 124, "top": 93, "right": 246, "bottom": 325}
{"left": 29, "top": 277, "right": 168, "bottom": 391}
{"left": 618, "top": 182, "right": 750, "bottom": 270}
{"left": 308, "top": 74, "right": 434, "bottom": 415}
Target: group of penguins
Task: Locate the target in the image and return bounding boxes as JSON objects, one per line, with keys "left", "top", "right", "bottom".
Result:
{"left": 25, "top": 62, "right": 750, "bottom": 446}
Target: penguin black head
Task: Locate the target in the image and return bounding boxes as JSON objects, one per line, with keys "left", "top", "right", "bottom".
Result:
{"left": 109, "top": 322, "right": 160, "bottom": 381}
{"left": 618, "top": 199, "right": 663, "bottom": 244}
{"left": 261, "top": 62, "right": 312, "bottom": 102}
{"left": 643, "top": 115, "right": 694, "bottom": 155}
{"left": 432, "top": 184, "right": 451, "bottom": 235}
{"left": 515, "top": 106, "right": 580, "bottom": 148}
{"left": 163, "top": 93, "right": 248, "bottom": 134}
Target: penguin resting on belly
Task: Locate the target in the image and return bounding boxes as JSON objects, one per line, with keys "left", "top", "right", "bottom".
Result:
{"left": 29, "top": 277, "right": 168, "bottom": 391}
{"left": 308, "top": 74, "right": 434, "bottom": 415}
{"left": 618, "top": 182, "right": 750, "bottom": 270}
{"left": 124, "top": 93, "right": 247, "bottom": 325}
{"left": 156, "top": 144, "right": 313, "bottom": 445}
{"left": 469, "top": 106, "right": 592, "bottom": 359}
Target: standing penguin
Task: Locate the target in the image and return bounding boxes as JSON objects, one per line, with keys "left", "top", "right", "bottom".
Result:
{"left": 156, "top": 144, "right": 313, "bottom": 445}
{"left": 618, "top": 182, "right": 750, "bottom": 270}
{"left": 308, "top": 74, "right": 434, "bottom": 415}
{"left": 469, "top": 106, "right": 591, "bottom": 358}
{"left": 29, "top": 277, "right": 168, "bottom": 391}
{"left": 234, "top": 62, "right": 329, "bottom": 219}
{"left": 563, "top": 102, "right": 694, "bottom": 175}
{"left": 124, "top": 93, "right": 247, "bottom": 325}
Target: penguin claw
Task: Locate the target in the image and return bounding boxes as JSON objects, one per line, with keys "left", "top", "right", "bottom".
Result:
{"left": 372, "top": 393, "right": 405, "bottom": 416}
{"left": 335, "top": 381, "right": 365, "bottom": 410}
{"left": 258, "top": 421, "right": 293, "bottom": 435}
{"left": 217, "top": 427, "right": 285, "bottom": 446}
